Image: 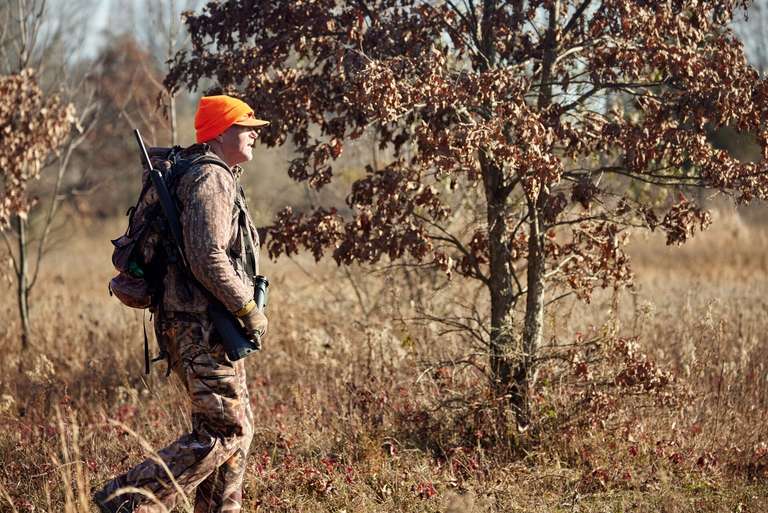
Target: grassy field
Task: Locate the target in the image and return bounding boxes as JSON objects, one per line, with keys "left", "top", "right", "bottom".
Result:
{"left": 0, "top": 208, "right": 767, "bottom": 512}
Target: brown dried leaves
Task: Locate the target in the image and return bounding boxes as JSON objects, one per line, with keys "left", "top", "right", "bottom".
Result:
{"left": 0, "top": 70, "right": 75, "bottom": 228}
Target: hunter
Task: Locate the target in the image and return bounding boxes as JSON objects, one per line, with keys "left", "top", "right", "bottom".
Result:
{"left": 94, "top": 95, "right": 269, "bottom": 513}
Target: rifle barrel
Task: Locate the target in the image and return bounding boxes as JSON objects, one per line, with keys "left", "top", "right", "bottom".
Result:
{"left": 133, "top": 129, "right": 153, "bottom": 171}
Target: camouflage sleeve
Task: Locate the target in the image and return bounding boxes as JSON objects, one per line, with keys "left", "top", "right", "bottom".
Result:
{"left": 179, "top": 165, "right": 252, "bottom": 313}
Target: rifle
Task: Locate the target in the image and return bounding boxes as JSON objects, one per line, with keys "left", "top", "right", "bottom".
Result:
{"left": 133, "top": 129, "right": 266, "bottom": 361}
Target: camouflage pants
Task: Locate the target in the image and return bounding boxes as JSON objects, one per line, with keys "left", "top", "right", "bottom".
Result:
{"left": 97, "top": 315, "right": 254, "bottom": 513}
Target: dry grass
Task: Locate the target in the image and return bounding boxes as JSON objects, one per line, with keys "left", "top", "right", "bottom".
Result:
{"left": 1, "top": 208, "right": 767, "bottom": 512}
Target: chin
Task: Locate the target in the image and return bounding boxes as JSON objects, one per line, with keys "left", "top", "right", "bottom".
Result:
{"left": 234, "top": 152, "right": 253, "bottom": 165}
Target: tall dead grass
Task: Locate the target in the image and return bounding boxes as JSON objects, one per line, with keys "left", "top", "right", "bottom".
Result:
{"left": 0, "top": 209, "right": 767, "bottom": 512}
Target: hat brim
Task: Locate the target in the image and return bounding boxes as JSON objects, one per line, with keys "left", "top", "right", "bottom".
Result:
{"left": 234, "top": 117, "right": 270, "bottom": 127}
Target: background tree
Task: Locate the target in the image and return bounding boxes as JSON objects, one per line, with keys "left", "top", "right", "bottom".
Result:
{"left": 73, "top": 0, "right": 204, "bottom": 216}
{"left": 0, "top": 0, "right": 91, "bottom": 353}
{"left": 166, "top": 0, "right": 768, "bottom": 429}
{"left": 140, "top": 0, "right": 202, "bottom": 145}
{"left": 88, "top": 34, "right": 171, "bottom": 169}
{"left": 0, "top": 70, "right": 75, "bottom": 351}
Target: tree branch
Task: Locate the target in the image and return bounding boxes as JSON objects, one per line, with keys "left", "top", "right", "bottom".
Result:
{"left": 445, "top": 0, "right": 483, "bottom": 55}
{"left": 429, "top": 234, "right": 490, "bottom": 284}
{"left": 580, "top": 166, "right": 704, "bottom": 187}
{"left": 406, "top": 312, "right": 488, "bottom": 347}
{"left": 28, "top": 100, "right": 100, "bottom": 292}
{"left": 544, "top": 255, "right": 577, "bottom": 279}
{"left": 501, "top": 175, "right": 520, "bottom": 198}
{"left": 537, "top": 0, "right": 560, "bottom": 109}
{"left": 464, "top": 0, "right": 479, "bottom": 35}
{"left": 545, "top": 291, "right": 574, "bottom": 307}
{"left": 415, "top": 213, "right": 490, "bottom": 286}
{"left": 560, "top": 85, "right": 600, "bottom": 111}
{"left": 546, "top": 214, "right": 607, "bottom": 228}
{"left": 343, "top": 265, "right": 371, "bottom": 316}
{"left": 563, "top": 0, "right": 593, "bottom": 35}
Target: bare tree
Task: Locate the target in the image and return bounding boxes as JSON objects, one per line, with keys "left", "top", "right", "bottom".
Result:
{"left": 0, "top": 0, "right": 96, "bottom": 78}
{"left": 140, "top": 0, "right": 201, "bottom": 145}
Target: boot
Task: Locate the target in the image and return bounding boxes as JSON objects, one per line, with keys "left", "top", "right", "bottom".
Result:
{"left": 92, "top": 486, "right": 136, "bottom": 513}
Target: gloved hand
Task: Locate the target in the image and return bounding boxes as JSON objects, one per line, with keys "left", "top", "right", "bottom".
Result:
{"left": 242, "top": 308, "right": 268, "bottom": 340}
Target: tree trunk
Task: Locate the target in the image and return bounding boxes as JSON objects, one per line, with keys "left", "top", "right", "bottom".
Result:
{"left": 16, "top": 214, "right": 31, "bottom": 353}
{"left": 503, "top": 0, "right": 556, "bottom": 429}
{"left": 487, "top": 202, "right": 515, "bottom": 397}
{"left": 477, "top": 0, "right": 553, "bottom": 430}
{"left": 512, "top": 208, "right": 546, "bottom": 427}
{"left": 481, "top": 151, "right": 547, "bottom": 429}
{"left": 480, "top": 154, "right": 517, "bottom": 415}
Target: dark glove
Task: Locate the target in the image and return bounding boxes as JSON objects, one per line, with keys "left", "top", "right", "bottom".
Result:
{"left": 242, "top": 308, "right": 268, "bottom": 339}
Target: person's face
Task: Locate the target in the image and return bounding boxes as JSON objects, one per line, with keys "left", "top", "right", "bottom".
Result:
{"left": 216, "top": 124, "right": 258, "bottom": 166}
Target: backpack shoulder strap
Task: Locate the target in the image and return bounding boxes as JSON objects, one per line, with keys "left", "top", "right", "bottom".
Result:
{"left": 172, "top": 153, "right": 231, "bottom": 177}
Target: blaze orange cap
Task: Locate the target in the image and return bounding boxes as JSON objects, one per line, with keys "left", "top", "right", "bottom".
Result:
{"left": 194, "top": 95, "right": 269, "bottom": 143}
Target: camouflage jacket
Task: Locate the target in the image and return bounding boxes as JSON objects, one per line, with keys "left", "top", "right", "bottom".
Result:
{"left": 160, "top": 144, "right": 259, "bottom": 315}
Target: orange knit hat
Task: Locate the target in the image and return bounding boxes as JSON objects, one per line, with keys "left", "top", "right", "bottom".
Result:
{"left": 194, "top": 95, "right": 269, "bottom": 143}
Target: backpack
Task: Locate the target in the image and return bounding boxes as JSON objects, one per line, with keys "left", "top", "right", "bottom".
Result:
{"left": 108, "top": 146, "right": 230, "bottom": 310}
{"left": 108, "top": 146, "right": 235, "bottom": 374}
